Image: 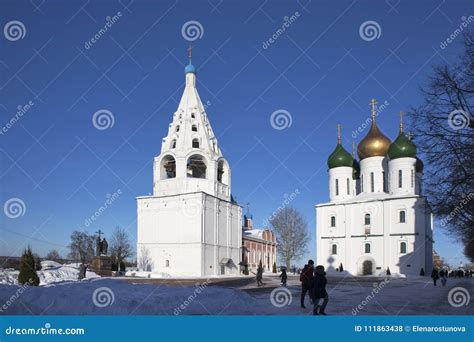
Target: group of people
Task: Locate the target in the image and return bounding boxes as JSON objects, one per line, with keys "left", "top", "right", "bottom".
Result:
{"left": 299, "top": 260, "right": 328, "bottom": 315}
{"left": 431, "top": 268, "right": 473, "bottom": 286}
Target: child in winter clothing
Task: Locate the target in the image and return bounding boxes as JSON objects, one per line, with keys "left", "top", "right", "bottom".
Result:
{"left": 312, "top": 265, "right": 328, "bottom": 315}
{"left": 280, "top": 268, "right": 287, "bottom": 287}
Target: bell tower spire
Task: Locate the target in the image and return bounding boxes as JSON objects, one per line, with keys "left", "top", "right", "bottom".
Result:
{"left": 153, "top": 47, "right": 231, "bottom": 201}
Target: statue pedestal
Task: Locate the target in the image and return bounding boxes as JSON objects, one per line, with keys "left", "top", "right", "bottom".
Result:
{"left": 91, "top": 255, "right": 113, "bottom": 276}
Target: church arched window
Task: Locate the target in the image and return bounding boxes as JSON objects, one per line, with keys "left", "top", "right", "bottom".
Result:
{"left": 192, "top": 125, "right": 197, "bottom": 132}
{"left": 191, "top": 113, "right": 195, "bottom": 119}
{"left": 364, "top": 213, "right": 371, "bottom": 226}
{"left": 364, "top": 243, "right": 371, "bottom": 254}
{"left": 399, "top": 210, "right": 406, "bottom": 223}
{"left": 398, "top": 170, "right": 403, "bottom": 188}
{"left": 330, "top": 216, "right": 336, "bottom": 227}
{"left": 170, "top": 139, "right": 176, "bottom": 149}
{"left": 176, "top": 125, "right": 180, "bottom": 132}
{"left": 331, "top": 244, "right": 337, "bottom": 255}
{"left": 400, "top": 242, "right": 407, "bottom": 254}
{"left": 217, "top": 159, "right": 230, "bottom": 185}
{"left": 335, "top": 179, "right": 339, "bottom": 196}
{"left": 161, "top": 155, "right": 176, "bottom": 179}
{"left": 187, "top": 154, "right": 206, "bottom": 179}
{"left": 192, "top": 138, "right": 200, "bottom": 148}
{"left": 165, "top": 259, "right": 170, "bottom": 267}
{"left": 347, "top": 178, "right": 350, "bottom": 195}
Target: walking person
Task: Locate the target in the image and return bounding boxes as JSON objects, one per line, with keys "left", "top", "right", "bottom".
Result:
{"left": 440, "top": 269, "right": 448, "bottom": 286}
{"left": 431, "top": 268, "right": 439, "bottom": 286}
{"left": 299, "top": 259, "right": 314, "bottom": 308}
{"left": 256, "top": 263, "right": 264, "bottom": 287}
{"left": 312, "top": 265, "right": 328, "bottom": 315}
{"left": 279, "top": 268, "right": 288, "bottom": 287}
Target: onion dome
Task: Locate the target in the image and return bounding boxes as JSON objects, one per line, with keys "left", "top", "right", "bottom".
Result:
{"left": 416, "top": 157, "right": 424, "bottom": 173}
{"left": 184, "top": 46, "right": 196, "bottom": 74}
{"left": 328, "top": 125, "right": 353, "bottom": 169}
{"left": 357, "top": 99, "right": 391, "bottom": 160}
{"left": 388, "top": 112, "right": 416, "bottom": 159}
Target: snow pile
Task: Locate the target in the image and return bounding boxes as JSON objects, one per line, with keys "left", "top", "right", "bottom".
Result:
{"left": 0, "top": 260, "right": 99, "bottom": 286}
{"left": 0, "top": 269, "right": 19, "bottom": 285}
{"left": 37, "top": 263, "right": 99, "bottom": 285}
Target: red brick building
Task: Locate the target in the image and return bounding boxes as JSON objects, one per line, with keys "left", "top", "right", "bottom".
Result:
{"left": 241, "top": 214, "right": 277, "bottom": 272}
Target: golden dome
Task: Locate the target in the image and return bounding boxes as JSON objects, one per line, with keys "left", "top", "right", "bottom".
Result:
{"left": 357, "top": 98, "right": 392, "bottom": 160}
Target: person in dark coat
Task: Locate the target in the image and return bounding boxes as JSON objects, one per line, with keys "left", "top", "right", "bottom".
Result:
{"left": 256, "top": 265, "right": 264, "bottom": 287}
{"left": 431, "top": 268, "right": 439, "bottom": 286}
{"left": 312, "top": 265, "right": 328, "bottom": 315}
{"left": 299, "top": 259, "right": 314, "bottom": 308}
{"left": 279, "top": 268, "right": 288, "bottom": 287}
{"left": 439, "top": 269, "right": 447, "bottom": 286}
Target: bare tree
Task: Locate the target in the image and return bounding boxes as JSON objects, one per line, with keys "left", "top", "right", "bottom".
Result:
{"left": 408, "top": 33, "right": 474, "bottom": 261}
{"left": 110, "top": 226, "right": 133, "bottom": 270}
{"left": 138, "top": 245, "right": 153, "bottom": 272}
{"left": 68, "top": 231, "right": 95, "bottom": 264}
{"left": 269, "top": 207, "right": 309, "bottom": 269}
{"left": 45, "top": 249, "right": 61, "bottom": 262}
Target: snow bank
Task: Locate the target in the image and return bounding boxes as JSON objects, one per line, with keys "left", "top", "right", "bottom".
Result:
{"left": 0, "top": 261, "right": 99, "bottom": 286}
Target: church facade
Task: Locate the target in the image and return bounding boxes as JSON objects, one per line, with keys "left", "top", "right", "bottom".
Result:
{"left": 136, "top": 52, "right": 242, "bottom": 277}
{"left": 316, "top": 100, "right": 433, "bottom": 276}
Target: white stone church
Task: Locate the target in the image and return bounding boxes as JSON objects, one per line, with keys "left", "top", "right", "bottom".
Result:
{"left": 136, "top": 52, "right": 242, "bottom": 277}
{"left": 316, "top": 100, "right": 433, "bottom": 276}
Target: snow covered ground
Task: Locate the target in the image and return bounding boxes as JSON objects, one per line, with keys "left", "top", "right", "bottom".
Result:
{"left": 0, "top": 273, "right": 472, "bottom": 315}
{"left": 0, "top": 261, "right": 99, "bottom": 286}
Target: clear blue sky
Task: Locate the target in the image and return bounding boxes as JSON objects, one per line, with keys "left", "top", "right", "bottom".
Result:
{"left": 0, "top": 0, "right": 470, "bottom": 267}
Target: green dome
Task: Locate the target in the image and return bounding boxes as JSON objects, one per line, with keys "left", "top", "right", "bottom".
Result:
{"left": 388, "top": 132, "right": 416, "bottom": 159}
{"left": 328, "top": 144, "right": 353, "bottom": 169}
{"left": 416, "top": 157, "right": 424, "bottom": 173}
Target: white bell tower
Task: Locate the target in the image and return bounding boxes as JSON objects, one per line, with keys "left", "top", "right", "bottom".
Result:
{"left": 137, "top": 48, "right": 242, "bottom": 277}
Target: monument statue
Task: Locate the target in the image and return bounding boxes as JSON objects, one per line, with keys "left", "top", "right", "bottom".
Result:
{"left": 102, "top": 238, "right": 108, "bottom": 255}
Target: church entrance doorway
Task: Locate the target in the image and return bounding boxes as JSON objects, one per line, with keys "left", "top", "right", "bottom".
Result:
{"left": 362, "top": 260, "right": 373, "bottom": 275}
